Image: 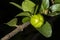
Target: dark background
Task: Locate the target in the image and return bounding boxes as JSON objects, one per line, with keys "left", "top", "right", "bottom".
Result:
{"left": 0, "top": 0, "right": 60, "bottom": 40}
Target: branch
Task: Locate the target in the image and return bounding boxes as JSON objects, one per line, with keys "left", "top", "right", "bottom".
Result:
{"left": 1, "top": 22, "right": 30, "bottom": 40}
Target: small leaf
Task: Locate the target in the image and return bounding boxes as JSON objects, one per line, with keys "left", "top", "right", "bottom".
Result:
{"left": 22, "top": 17, "right": 30, "bottom": 23}
{"left": 54, "top": 0, "right": 60, "bottom": 4}
{"left": 9, "top": 2, "right": 22, "bottom": 10}
{"left": 16, "top": 11, "right": 31, "bottom": 17}
{"left": 40, "top": 0, "right": 49, "bottom": 13}
{"left": 37, "top": 21, "right": 52, "bottom": 38}
{"left": 34, "top": 5, "right": 39, "bottom": 15}
{"left": 22, "top": 0, "right": 35, "bottom": 13}
{"left": 6, "top": 18, "right": 17, "bottom": 26}
{"left": 48, "top": 12, "right": 60, "bottom": 16}
{"left": 50, "top": 4, "right": 60, "bottom": 12}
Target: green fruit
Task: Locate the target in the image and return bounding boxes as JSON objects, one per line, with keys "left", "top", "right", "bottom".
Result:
{"left": 30, "top": 14, "right": 44, "bottom": 28}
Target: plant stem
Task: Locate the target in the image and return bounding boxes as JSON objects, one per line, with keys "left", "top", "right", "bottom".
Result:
{"left": 1, "top": 22, "right": 30, "bottom": 40}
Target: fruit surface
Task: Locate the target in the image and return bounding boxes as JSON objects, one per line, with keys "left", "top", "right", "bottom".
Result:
{"left": 30, "top": 14, "right": 44, "bottom": 28}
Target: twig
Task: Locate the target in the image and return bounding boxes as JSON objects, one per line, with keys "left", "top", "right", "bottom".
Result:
{"left": 1, "top": 22, "right": 30, "bottom": 40}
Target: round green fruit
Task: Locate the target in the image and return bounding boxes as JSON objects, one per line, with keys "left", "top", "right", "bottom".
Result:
{"left": 30, "top": 14, "right": 44, "bottom": 28}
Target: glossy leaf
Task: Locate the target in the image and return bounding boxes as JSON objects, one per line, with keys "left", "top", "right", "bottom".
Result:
{"left": 6, "top": 18, "right": 17, "bottom": 26}
{"left": 54, "top": 0, "right": 60, "bottom": 4}
{"left": 16, "top": 11, "right": 31, "bottom": 17}
{"left": 9, "top": 2, "right": 22, "bottom": 10}
{"left": 40, "top": 0, "right": 49, "bottom": 13}
{"left": 50, "top": 4, "right": 60, "bottom": 12}
{"left": 22, "top": 17, "right": 30, "bottom": 23}
{"left": 37, "top": 21, "right": 52, "bottom": 38}
{"left": 22, "top": 0, "right": 35, "bottom": 13}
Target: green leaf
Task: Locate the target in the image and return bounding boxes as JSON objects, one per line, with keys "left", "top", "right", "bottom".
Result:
{"left": 6, "top": 18, "right": 17, "bottom": 26}
{"left": 54, "top": 0, "right": 60, "bottom": 4}
{"left": 9, "top": 2, "right": 22, "bottom": 10}
{"left": 34, "top": 5, "right": 39, "bottom": 15}
{"left": 50, "top": 4, "right": 60, "bottom": 12}
{"left": 22, "top": 0, "right": 35, "bottom": 13}
{"left": 22, "top": 17, "right": 30, "bottom": 23}
{"left": 37, "top": 22, "right": 52, "bottom": 38}
{"left": 16, "top": 11, "right": 31, "bottom": 17}
{"left": 48, "top": 12, "right": 60, "bottom": 16}
{"left": 40, "top": 0, "right": 49, "bottom": 13}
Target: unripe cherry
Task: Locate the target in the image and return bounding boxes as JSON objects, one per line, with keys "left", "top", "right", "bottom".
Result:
{"left": 30, "top": 14, "right": 44, "bottom": 28}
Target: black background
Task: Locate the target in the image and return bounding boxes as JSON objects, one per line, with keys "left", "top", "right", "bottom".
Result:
{"left": 0, "top": 0, "right": 60, "bottom": 40}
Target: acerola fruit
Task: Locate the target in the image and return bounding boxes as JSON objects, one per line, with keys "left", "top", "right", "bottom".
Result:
{"left": 30, "top": 14, "right": 44, "bottom": 28}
